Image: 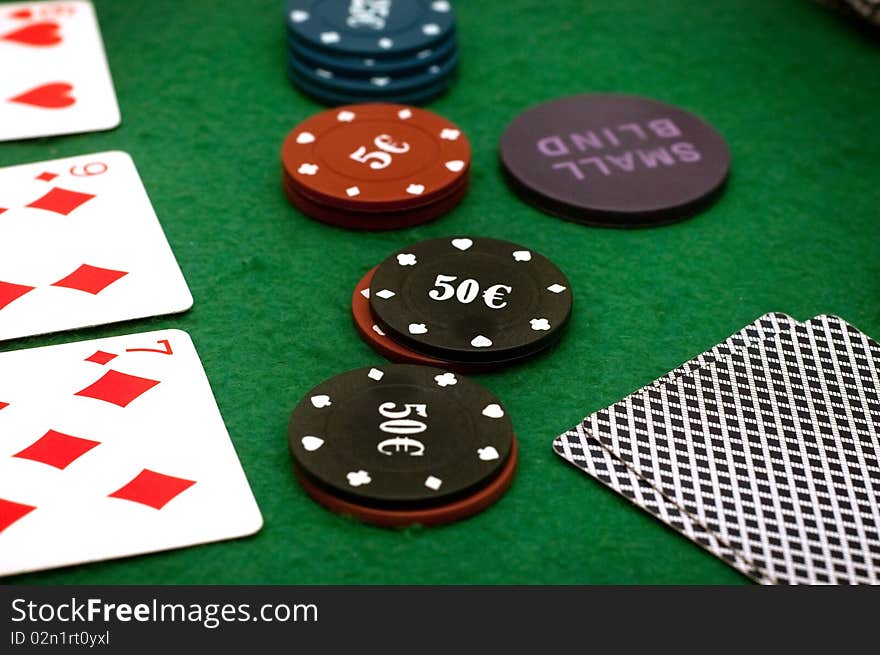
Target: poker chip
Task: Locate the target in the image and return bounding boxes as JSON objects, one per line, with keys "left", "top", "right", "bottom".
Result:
{"left": 280, "top": 104, "right": 471, "bottom": 227}
{"left": 288, "top": 364, "right": 517, "bottom": 526}
{"left": 287, "top": 30, "right": 458, "bottom": 78}
{"left": 352, "top": 267, "right": 536, "bottom": 371}
{"left": 282, "top": 172, "right": 467, "bottom": 230}
{"left": 500, "top": 94, "right": 731, "bottom": 227}
{"left": 368, "top": 237, "right": 573, "bottom": 364}
{"left": 293, "top": 437, "right": 518, "bottom": 528}
{"left": 284, "top": 1, "right": 459, "bottom": 105}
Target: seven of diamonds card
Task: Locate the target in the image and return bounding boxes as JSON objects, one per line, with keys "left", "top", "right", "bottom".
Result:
{"left": 0, "top": 329, "right": 263, "bottom": 577}
{"left": 0, "top": 151, "right": 192, "bottom": 342}
{"left": 0, "top": 1, "right": 120, "bottom": 141}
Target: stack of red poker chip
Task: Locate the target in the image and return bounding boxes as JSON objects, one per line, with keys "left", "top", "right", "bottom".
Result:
{"left": 281, "top": 103, "right": 471, "bottom": 230}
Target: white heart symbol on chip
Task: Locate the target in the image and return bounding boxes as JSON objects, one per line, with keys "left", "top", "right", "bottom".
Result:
{"left": 478, "top": 446, "right": 500, "bottom": 461}
{"left": 482, "top": 404, "right": 505, "bottom": 419}
{"left": 310, "top": 394, "right": 331, "bottom": 408}
{"left": 301, "top": 436, "right": 324, "bottom": 452}
{"left": 451, "top": 238, "right": 473, "bottom": 251}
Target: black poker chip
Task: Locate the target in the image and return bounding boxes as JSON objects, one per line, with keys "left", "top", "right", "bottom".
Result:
{"left": 288, "top": 364, "right": 515, "bottom": 508}
{"left": 500, "top": 94, "right": 731, "bottom": 227}
{"left": 368, "top": 237, "right": 572, "bottom": 363}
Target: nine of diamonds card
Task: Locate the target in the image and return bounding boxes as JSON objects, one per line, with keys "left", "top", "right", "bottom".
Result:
{"left": 0, "top": 0, "right": 120, "bottom": 141}
{"left": 0, "top": 330, "right": 263, "bottom": 577}
{"left": 0, "top": 151, "right": 193, "bottom": 342}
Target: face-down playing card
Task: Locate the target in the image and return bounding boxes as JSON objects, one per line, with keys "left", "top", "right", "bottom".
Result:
{"left": 0, "top": 0, "right": 120, "bottom": 141}
{"left": 584, "top": 315, "right": 880, "bottom": 584}
{"left": 0, "top": 151, "right": 192, "bottom": 342}
{"left": 0, "top": 329, "right": 263, "bottom": 577}
{"left": 554, "top": 312, "right": 799, "bottom": 584}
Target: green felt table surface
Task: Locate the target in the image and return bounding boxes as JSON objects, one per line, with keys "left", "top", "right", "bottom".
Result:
{"left": 3, "top": 0, "right": 879, "bottom": 585}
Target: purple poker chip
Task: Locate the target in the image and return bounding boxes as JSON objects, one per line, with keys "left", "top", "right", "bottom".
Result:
{"left": 499, "top": 94, "right": 731, "bottom": 227}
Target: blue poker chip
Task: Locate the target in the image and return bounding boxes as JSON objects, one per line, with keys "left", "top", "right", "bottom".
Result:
{"left": 287, "top": 48, "right": 458, "bottom": 98}
{"left": 287, "top": 28, "right": 457, "bottom": 77}
{"left": 285, "top": 0, "right": 456, "bottom": 57}
{"left": 286, "top": 63, "right": 453, "bottom": 106}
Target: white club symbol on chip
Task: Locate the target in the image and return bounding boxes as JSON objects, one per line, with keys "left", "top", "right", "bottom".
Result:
{"left": 310, "top": 394, "right": 331, "bottom": 408}
{"left": 440, "top": 128, "right": 460, "bottom": 141}
{"left": 409, "top": 323, "right": 428, "bottom": 335}
{"left": 530, "top": 318, "right": 551, "bottom": 331}
{"left": 434, "top": 372, "right": 457, "bottom": 387}
{"left": 397, "top": 253, "right": 417, "bottom": 266}
{"left": 347, "top": 470, "right": 371, "bottom": 487}
{"left": 298, "top": 163, "right": 318, "bottom": 176}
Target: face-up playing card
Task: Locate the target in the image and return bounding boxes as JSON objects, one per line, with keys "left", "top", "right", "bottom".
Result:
{"left": 0, "top": 151, "right": 192, "bottom": 342}
{"left": 554, "top": 313, "right": 798, "bottom": 584}
{"left": 0, "top": 329, "right": 263, "bottom": 577}
{"left": 0, "top": 1, "right": 119, "bottom": 141}
{"left": 582, "top": 315, "right": 880, "bottom": 584}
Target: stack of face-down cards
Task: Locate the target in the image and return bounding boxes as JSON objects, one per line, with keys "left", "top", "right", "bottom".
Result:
{"left": 554, "top": 313, "right": 880, "bottom": 585}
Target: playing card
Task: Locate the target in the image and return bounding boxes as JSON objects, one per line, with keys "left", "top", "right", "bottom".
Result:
{"left": 584, "top": 315, "right": 880, "bottom": 584}
{"left": 0, "top": 151, "right": 192, "bottom": 341}
{"left": 0, "top": 1, "right": 119, "bottom": 141}
{"left": 554, "top": 313, "right": 798, "bottom": 584}
{"left": 0, "top": 329, "right": 263, "bottom": 577}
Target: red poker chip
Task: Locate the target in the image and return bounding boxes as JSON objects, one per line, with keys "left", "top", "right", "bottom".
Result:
{"left": 281, "top": 103, "right": 471, "bottom": 211}
{"left": 283, "top": 174, "right": 468, "bottom": 231}
{"left": 293, "top": 437, "right": 518, "bottom": 528}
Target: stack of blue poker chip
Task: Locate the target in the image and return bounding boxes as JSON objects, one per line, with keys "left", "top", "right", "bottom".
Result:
{"left": 285, "top": 0, "right": 459, "bottom": 106}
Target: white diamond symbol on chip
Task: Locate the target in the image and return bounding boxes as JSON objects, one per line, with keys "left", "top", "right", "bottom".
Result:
{"left": 378, "top": 37, "right": 393, "bottom": 49}
{"left": 376, "top": 289, "right": 396, "bottom": 299}
{"left": 371, "top": 77, "right": 391, "bottom": 87}
{"left": 434, "top": 372, "right": 457, "bottom": 387}
{"left": 424, "top": 476, "right": 443, "bottom": 491}
{"left": 432, "top": 1, "right": 451, "bottom": 11}
{"left": 337, "top": 110, "right": 356, "bottom": 122}
{"left": 321, "top": 31, "right": 340, "bottom": 44}
{"left": 317, "top": 68, "right": 333, "bottom": 79}
{"left": 440, "top": 128, "right": 460, "bottom": 141}
{"left": 397, "top": 253, "right": 417, "bottom": 266}
{"left": 368, "top": 368, "right": 384, "bottom": 381}
{"left": 296, "top": 131, "right": 315, "bottom": 144}
{"left": 398, "top": 109, "right": 413, "bottom": 120}
{"left": 360, "top": 288, "right": 370, "bottom": 299}
{"left": 346, "top": 186, "right": 361, "bottom": 197}
{"left": 347, "top": 470, "right": 371, "bottom": 487}
{"left": 298, "top": 163, "right": 318, "bottom": 175}
{"left": 290, "top": 10, "right": 309, "bottom": 22}
{"left": 423, "top": 23, "right": 440, "bottom": 36}
{"left": 372, "top": 324, "right": 385, "bottom": 336}
{"left": 530, "top": 318, "right": 551, "bottom": 331}
{"left": 547, "top": 284, "right": 567, "bottom": 293}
